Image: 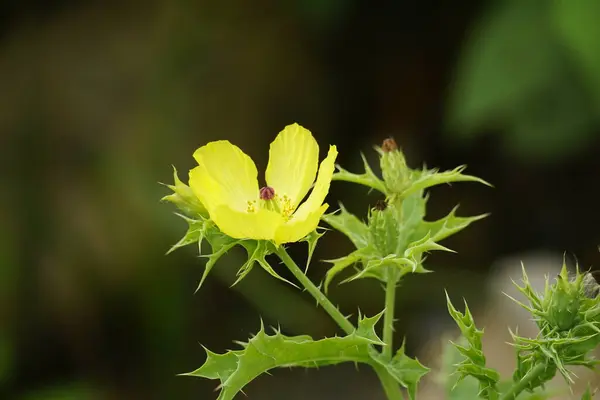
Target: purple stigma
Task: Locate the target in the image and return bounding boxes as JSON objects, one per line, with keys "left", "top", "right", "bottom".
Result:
{"left": 259, "top": 186, "right": 275, "bottom": 200}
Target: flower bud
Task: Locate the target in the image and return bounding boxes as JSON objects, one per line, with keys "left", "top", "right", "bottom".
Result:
{"left": 162, "top": 167, "right": 208, "bottom": 218}
{"left": 379, "top": 138, "right": 409, "bottom": 194}
{"left": 544, "top": 265, "right": 581, "bottom": 331}
{"left": 512, "top": 262, "right": 600, "bottom": 378}
{"left": 368, "top": 200, "right": 400, "bottom": 256}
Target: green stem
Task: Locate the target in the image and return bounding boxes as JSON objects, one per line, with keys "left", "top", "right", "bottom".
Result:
{"left": 382, "top": 269, "right": 398, "bottom": 360}
{"left": 500, "top": 362, "right": 547, "bottom": 400}
{"left": 275, "top": 246, "right": 403, "bottom": 400}
{"left": 373, "top": 365, "right": 404, "bottom": 400}
{"left": 275, "top": 246, "right": 354, "bottom": 334}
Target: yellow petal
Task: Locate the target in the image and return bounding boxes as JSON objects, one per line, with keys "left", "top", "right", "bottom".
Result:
{"left": 265, "top": 123, "right": 319, "bottom": 210}
{"left": 274, "top": 204, "right": 328, "bottom": 244}
{"left": 292, "top": 145, "right": 338, "bottom": 221}
{"left": 190, "top": 140, "right": 259, "bottom": 212}
{"left": 212, "top": 205, "right": 283, "bottom": 241}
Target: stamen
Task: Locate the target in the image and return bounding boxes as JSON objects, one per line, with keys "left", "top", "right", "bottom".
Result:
{"left": 259, "top": 186, "right": 275, "bottom": 200}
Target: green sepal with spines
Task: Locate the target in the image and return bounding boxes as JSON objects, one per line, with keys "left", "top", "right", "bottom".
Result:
{"left": 164, "top": 212, "right": 292, "bottom": 290}
{"left": 161, "top": 166, "right": 208, "bottom": 218}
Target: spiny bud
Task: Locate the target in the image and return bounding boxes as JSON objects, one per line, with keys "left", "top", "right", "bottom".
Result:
{"left": 368, "top": 200, "right": 399, "bottom": 256}
{"left": 379, "top": 138, "right": 409, "bottom": 194}
{"left": 511, "top": 260, "right": 600, "bottom": 381}
{"left": 161, "top": 167, "right": 208, "bottom": 218}
{"left": 544, "top": 263, "right": 581, "bottom": 331}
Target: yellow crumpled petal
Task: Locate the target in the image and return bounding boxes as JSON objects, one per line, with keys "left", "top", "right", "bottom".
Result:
{"left": 265, "top": 123, "right": 319, "bottom": 210}
{"left": 190, "top": 140, "right": 259, "bottom": 212}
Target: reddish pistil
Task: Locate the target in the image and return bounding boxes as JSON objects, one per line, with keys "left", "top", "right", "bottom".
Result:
{"left": 381, "top": 138, "right": 398, "bottom": 152}
{"left": 259, "top": 186, "right": 275, "bottom": 200}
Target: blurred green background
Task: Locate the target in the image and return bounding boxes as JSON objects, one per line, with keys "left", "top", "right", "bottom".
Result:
{"left": 2, "top": 1, "right": 600, "bottom": 399}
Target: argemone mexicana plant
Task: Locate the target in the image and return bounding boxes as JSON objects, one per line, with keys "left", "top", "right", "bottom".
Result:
{"left": 162, "top": 123, "right": 600, "bottom": 400}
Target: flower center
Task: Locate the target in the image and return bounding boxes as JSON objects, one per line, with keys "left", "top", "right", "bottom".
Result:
{"left": 259, "top": 186, "right": 275, "bottom": 200}
{"left": 256, "top": 186, "right": 295, "bottom": 219}
{"left": 259, "top": 185, "right": 282, "bottom": 214}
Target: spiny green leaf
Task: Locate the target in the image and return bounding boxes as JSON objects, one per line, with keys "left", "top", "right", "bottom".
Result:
{"left": 332, "top": 153, "right": 387, "bottom": 194}
{"left": 369, "top": 341, "right": 430, "bottom": 400}
{"left": 234, "top": 241, "right": 296, "bottom": 288}
{"left": 438, "top": 337, "right": 480, "bottom": 400}
{"left": 301, "top": 229, "right": 325, "bottom": 272}
{"left": 405, "top": 232, "right": 455, "bottom": 259}
{"left": 323, "top": 249, "right": 366, "bottom": 293}
{"left": 394, "top": 192, "right": 427, "bottom": 250}
{"left": 356, "top": 310, "right": 386, "bottom": 345}
{"left": 196, "top": 239, "right": 238, "bottom": 293}
{"left": 410, "top": 205, "right": 489, "bottom": 244}
{"left": 342, "top": 255, "right": 431, "bottom": 285}
{"left": 188, "top": 348, "right": 239, "bottom": 382}
{"left": 165, "top": 213, "right": 239, "bottom": 292}
{"left": 185, "top": 314, "right": 385, "bottom": 400}
{"left": 446, "top": 292, "right": 500, "bottom": 399}
{"left": 166, "top": 214, "right": 206, "bottom": 255}
{"left": 401, "top": 166, "right": 491, "bottom": 199}
{"left": 335, "top": 233, "right": 448, "bottom": 286}
{"left": 322, "top": 203, "right": 370, "bottom": 249}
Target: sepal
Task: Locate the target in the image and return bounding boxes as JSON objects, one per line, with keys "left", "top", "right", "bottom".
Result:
{"left": 161, "top": 166, "right": 208, "bottom": 218}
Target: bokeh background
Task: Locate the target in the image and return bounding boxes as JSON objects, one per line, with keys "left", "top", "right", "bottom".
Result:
{"left": 2, "top": 1, "right": 600, "bottom": 399}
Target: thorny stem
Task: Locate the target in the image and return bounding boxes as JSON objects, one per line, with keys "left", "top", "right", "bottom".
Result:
{"left": 275, "top": 246, "right": 403, "bottom": 400}
{"left": 500, "top": 362, "right": 547, "bottom": 400}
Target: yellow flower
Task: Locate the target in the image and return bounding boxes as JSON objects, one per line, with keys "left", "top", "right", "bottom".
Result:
{"left": 188, "top": 123, "right": 337, "bottom": 245}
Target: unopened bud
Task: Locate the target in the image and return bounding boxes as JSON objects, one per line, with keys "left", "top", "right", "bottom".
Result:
{"left": 162, "top": 167, "right": 208, "bottom": 218}
{"left": 368, "top": 201, "right": 400, "bottom": 256}
{"left": 379, "top": 138, "right": 409, "bottom": 193}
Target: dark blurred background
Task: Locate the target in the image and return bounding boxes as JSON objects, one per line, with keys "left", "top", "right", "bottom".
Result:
{"left": 2, "top": 1, "right": 600, "bottom": 399}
